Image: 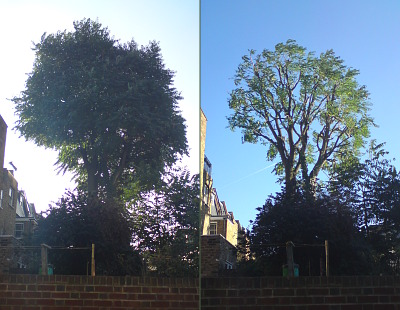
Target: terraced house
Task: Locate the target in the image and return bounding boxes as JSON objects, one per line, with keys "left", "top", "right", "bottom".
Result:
{"left": 200, "top": 110, "right": 245, "bottom": 276}
{"left": 0, "top": 115, "right": 18, "bottom": 237}
{"left": 0, "top": 115, "right": 37, "bottom": 273}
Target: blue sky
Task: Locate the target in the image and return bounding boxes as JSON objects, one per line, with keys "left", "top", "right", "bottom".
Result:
{"left": 0, "top": 0, "right": 199, "bottom": 212}
{"left": 201, "top": 0, "right": 400, "bottom": 229}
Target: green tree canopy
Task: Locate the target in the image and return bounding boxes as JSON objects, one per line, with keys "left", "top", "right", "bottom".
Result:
{"left": 13, "top": 18, "right": 187, "bottom": 199}
{"left": 130, "top": 169, "right": 199, "bottom": 277}
{"left": 228, "top": 40, "right": 374, "bottom": 196}
{"left": 247, "top": 142, "right": 400, "bottom": 276}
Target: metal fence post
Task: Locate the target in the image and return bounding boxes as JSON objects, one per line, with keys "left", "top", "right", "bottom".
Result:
{"left": 41, "top": 244, "right": 51, "bottom": 275}
{"left": 91, "top": 244, "right": 95, "bottom": 276}
{"left": 286, "top": 241, "right": 295, "bottom": 277}
{"left": 325, "top": 240, "right": 329, "bottom": 277}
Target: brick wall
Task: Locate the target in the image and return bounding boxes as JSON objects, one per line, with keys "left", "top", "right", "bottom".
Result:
{"left": 224, "top": 218, "right": 238, "bottom": 247}
{"left": 0, "top": 169, "right": 18, "bottom": 236}
{"left": 216, "top": 221, "right": 225, "bottom": 239}
{"left": 201, "top": 276, "right": 400, "bottom": 309}
{"left": 200, "top": 109, "right": 207, "bottom": 236}
{"left": 0, "top": 274, "right": 198, "bottom": 309}
{"left": 201, "top": 235, "right": 237, "bottom": 277}
{"left": 0, "top": 114, "right": 7, "bottom": 171}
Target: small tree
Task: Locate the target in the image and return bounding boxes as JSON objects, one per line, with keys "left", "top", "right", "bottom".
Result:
{"left": 130, "top": 169, "right": 199, "bottom": 277}
{"left": 329, "top": 142, "right": 400, "bottom": 274}
{"left": 228, "top": 40, "right": 374, "bottom": 197}
{"left": 251, "top": 189, "right": 372, "bottom": 276}
{"left": 34, "top": 191, "right": 142, "bottom": 276}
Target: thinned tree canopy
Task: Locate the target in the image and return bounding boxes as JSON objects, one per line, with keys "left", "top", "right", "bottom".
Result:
{"left": 13, "top": 19, "right": 188, "bottom": 199}
{"left": 228, "top": 40, "right": 374, "bottom": 195}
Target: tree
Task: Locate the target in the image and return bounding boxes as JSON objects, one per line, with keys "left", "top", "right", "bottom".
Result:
{"left": 328, "top": 142, "right": 400, "bottom": 274}
{"left": 129, "top": 169, "right": 199, "bottom": 277}
{"left": 12, "top": 19, "right": 187, "bottom": 200}
{"left": 34, "top": 191, "right": 142, "bottom": 276}
{"left": 228, "top": 40, "right": 373, "bottom": 196}
{"left": 250, "top": 189, "right": 373, "bottom": 276}
{"left": 33, "top": 169, "right": 198, "bottom": 277}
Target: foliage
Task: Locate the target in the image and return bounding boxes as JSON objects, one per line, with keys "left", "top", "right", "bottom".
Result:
{"left": 234, "top": 228, "right": 263, "bottom": 276}
{"left": 34, "top": 191, "right": 142, "bottom": 276}
{"left": 33, "top": 169, "right": 199, "bottom": 277}
{"left": 129, "top": 169, "right": 199, "bottom": 277}
{"left": 250, "top": 188, "right": 373, "bottom": 276}
{"left": 12, "top": 18, "right": 187, "bottom": 199}
{"left": 249, "top": 141, "right": 400, "bottom": 276}
{"left": 228, "top": 40, "right": 374, "bottom": 195}
{"left": 328, "top": 141, "right": 400, "bottom": 274}
{"left": 236, "top": 227, "right": 253, "bottom": 262}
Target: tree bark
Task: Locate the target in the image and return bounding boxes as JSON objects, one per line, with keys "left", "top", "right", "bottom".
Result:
{"left": 87, "top": 167, "right": 98, "bottom": 205}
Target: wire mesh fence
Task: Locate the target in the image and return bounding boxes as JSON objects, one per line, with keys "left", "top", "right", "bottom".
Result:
{"left": 0, "top": 236, "right": 93, "bottom": 275}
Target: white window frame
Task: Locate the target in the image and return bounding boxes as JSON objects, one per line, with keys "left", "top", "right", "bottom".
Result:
{"left": 203, "top": 186, "right": 209, "bottom": 203}
{"left": 210, "top": 222, "right": 217, "bottom": 235}
{"left": 15, "top": 223, "right": 24, "bottom": 239}
{"left": 9, "top": 188, "right": 14, "bottom": 207}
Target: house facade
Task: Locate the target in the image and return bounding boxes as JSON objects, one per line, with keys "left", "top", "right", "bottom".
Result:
{"left": 200, "top": 110, "right": 245, "bottom": 276}
{"left": 15, "top": 191, "right": 37, "bottom": 241}
{"left": 0, "top": 115, "right": 37, "bottom": 273}
{"left": 0, "top": 115, "right": 18, "bottom": 236}
{"left": 201, "top": 157, "right": 243, "bottom": 276}
{"left": 200, "top": 110, "right": 209, "bottom": 235}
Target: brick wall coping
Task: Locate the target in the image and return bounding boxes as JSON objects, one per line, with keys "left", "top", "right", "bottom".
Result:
{"left": 201, "top": 276, "right": 400, "bottom": 289}
{"left": 201, "top": 234, "right": 232, "bottom": 243}
{"left": 0, "top": 274, "right": 198, "bottom": 287}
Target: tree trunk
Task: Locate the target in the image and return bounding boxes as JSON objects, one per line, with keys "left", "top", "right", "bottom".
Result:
{"left": 87, "top": 168, "right": 98, "bottom": 205}
{"left": 285, "top": 168, "right": 297, "bottom": 198}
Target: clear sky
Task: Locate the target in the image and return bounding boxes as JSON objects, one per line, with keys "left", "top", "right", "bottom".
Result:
{"left": 0, "top": 0, "right": 199, "bottom": 213}
{"left": 201, "top": 0, "right": 400, "bottom": 229}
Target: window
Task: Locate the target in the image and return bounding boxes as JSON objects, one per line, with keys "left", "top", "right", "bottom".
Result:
{"left": 204, "top": 156, "right": 212, "bottom": 176}
{"left": 210, "top": 222, "right": 217, "bottom": 235}
{"left": 15, "top": 223, "right": 24, "bottom": 239}
{"left": 203, "top": 185, "right": 209, "bottom": 203}
{"left": 225, "top": 261, "right": 233, "bottom": 270}
{"left": 9, "top": 188, "right": 14, "bottom": 207}
{"left": 0, "top": 190, "right": 2, "bottom": 209}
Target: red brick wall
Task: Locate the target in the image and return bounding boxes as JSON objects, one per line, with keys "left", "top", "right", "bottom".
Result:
{"left": 0, "top": 170, "right": 18, "bottom": 236}
{"left": 0, "top": 274, "right": 198, "bottom": 309}
{"left": 201, "top": 235, "right": 237, "bottom": 277}
{"left": 201, "top": 276, "right": 400, "bottom": 309}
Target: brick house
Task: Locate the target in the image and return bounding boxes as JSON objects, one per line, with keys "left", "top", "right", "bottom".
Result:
{"left": 0, "top": 115, "right": 6, "bottom": 172}
{"left": 0, "top": 115, "right": 37, "bottom": 273}
{"left": 15, "top": 190, "right": 38, "bottom": 241}
{"left": 201, "top": 162, "right": 243, "bottom": 276}
{"left": 200, "top": 109, "right": 209, "bottom": 235}
{"left": 0, "top": 115, "right": 18, "bottom": 236}
{"left": 200, "top": 110, "right": 245, "bottom": 276}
